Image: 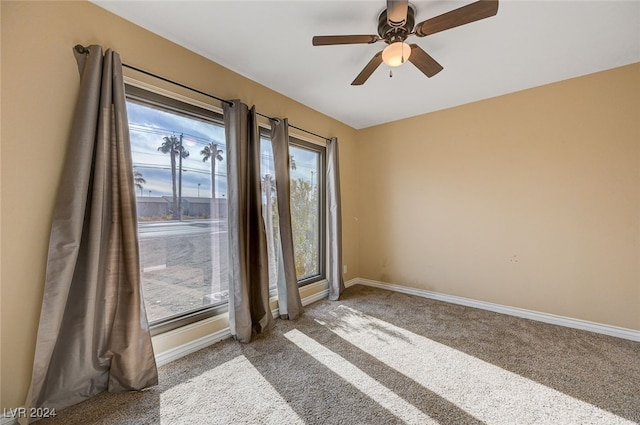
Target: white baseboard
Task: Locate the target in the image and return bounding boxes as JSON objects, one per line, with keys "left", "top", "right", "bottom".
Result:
{"left": 344, "top": 278, "right": 359, "bottom": 288}
{"left": 302, "top": 286, "right": 330, "bottom": 306}
{"left": 349, "top": 278, "right": 640, "bottom": 342}
{"left": 155, "top": 327, "right": 232, "bottom": 367}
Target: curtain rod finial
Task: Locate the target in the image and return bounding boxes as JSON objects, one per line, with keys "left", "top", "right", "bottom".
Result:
{"left": 74, "top": 44, "right": 89, "bottom": 55}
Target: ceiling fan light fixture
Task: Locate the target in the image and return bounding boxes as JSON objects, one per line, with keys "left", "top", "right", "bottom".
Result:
{"left": 312, "top": 0, "right": 500, "bottom": 85}
{"left": 382, "top": 42, "right": 411, "bottom": 67}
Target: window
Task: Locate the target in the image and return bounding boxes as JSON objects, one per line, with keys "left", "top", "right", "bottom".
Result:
{"left": 126, "top": 85, "right": 228, "bottom": 332}
{"left": 126, "top": 84, "right": 326, "bottom": 333}
{"left": 289, "top": 140, "right": 325, "bottom": 283}
{"left": 259, "top": 131, "right": 325, "bottom": 289}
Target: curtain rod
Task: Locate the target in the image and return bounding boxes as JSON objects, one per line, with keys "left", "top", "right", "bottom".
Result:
{"left": 125, "top": 63, "right": 330, "bottom": 141}
{"left": 73, "top": 46, "right": 330, "bottom": 141}
{"left": 124, "top": 62, "right": 329, "bottom": 141}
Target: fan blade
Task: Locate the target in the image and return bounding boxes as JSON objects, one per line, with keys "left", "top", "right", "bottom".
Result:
{"left": 312, "top": 35, "right": 381, "bottom": 46}
{"left": 408, "top": 44, "right": 443, "bottom": 78}
{"left": 414, "top": 0, "right": 499, "bottom": 37}
{"left": 387, "top": 0, "right": 409, "bottom": 27}
{"left": 351, "top": 51, "right": 383, "bottom": 86}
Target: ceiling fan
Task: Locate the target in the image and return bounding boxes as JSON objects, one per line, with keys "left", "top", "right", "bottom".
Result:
{"left": 312, "top": 0, "right": 499, "bottom": 85}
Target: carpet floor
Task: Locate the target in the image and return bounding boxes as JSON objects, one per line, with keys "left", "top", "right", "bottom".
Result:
{"left": 38, "top": 285, "right": 640, "bottom": 424}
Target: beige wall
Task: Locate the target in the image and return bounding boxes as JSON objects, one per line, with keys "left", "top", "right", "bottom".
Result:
{"left": 0, "top": 1, "right": 359, "bottom": 410}
{"left": 358, "top": 63, "right": 640, "bottom": 331}
{"left": 2, "top": 0, "right": 638, "bottom": 414}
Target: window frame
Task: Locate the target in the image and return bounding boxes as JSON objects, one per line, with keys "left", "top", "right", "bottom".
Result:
{"left": 126, "top": 82, "right": 328, "bottom": 336}
{"left": 289, "top": 135, "right": 327, "bottom": 287}
{"left": 125, "top": 83, "right": 229, "bottom": 336}
{"left": 258, "top": 127, "right": 327, "bottom": 287}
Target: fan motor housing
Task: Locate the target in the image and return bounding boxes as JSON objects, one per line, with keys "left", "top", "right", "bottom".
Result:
{"left": 377, "top": 5, "right": 416, "bottom": 44}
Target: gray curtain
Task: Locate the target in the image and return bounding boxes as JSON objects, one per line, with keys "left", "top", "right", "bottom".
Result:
{"left": 224, "top": 101, "right": 275, "bottom": 342}
{"left": 24, "top": 45, "right": 157, "bottom": 419}
{"left": 270, "top": 119, "right": 303, "bottom": 319}
{"left": 327, "top": 137, "right": 345, "bottom": 301}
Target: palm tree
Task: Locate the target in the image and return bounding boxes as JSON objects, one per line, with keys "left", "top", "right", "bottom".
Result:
{"left": 158, "top": 134, "right": 189, "bottom": 219}
{"left": 201, "top": 142, "right": 224, "bottom": 200}
{"left": 177, "top": 140, "right": 189, "bottom": 219}
{"left": 134, "top": 171, "right": 146, "bottom": 196}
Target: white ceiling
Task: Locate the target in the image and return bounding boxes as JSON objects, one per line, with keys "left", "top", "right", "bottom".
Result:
{"left": 93, "top": 1, "right": 640, "bottom": 130}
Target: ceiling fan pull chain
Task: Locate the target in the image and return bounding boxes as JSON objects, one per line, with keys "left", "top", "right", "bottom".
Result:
{"left": 390, "top": 69, "right": 393, "bottom": 78}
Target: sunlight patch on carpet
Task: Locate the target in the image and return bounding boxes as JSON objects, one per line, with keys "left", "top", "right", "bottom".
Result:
{"left": 316, "top": 306, "right": 634, "bottom": 425}
{"left": 284, "top": 329, "right": 439, "bottom": 425}
{"left": 160, "top": 355, "right": 304, "bottom": 425}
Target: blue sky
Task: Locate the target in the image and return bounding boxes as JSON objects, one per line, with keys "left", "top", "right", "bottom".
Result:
{"left": 127, "top": 100, "right": 319, "bottom": 199}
